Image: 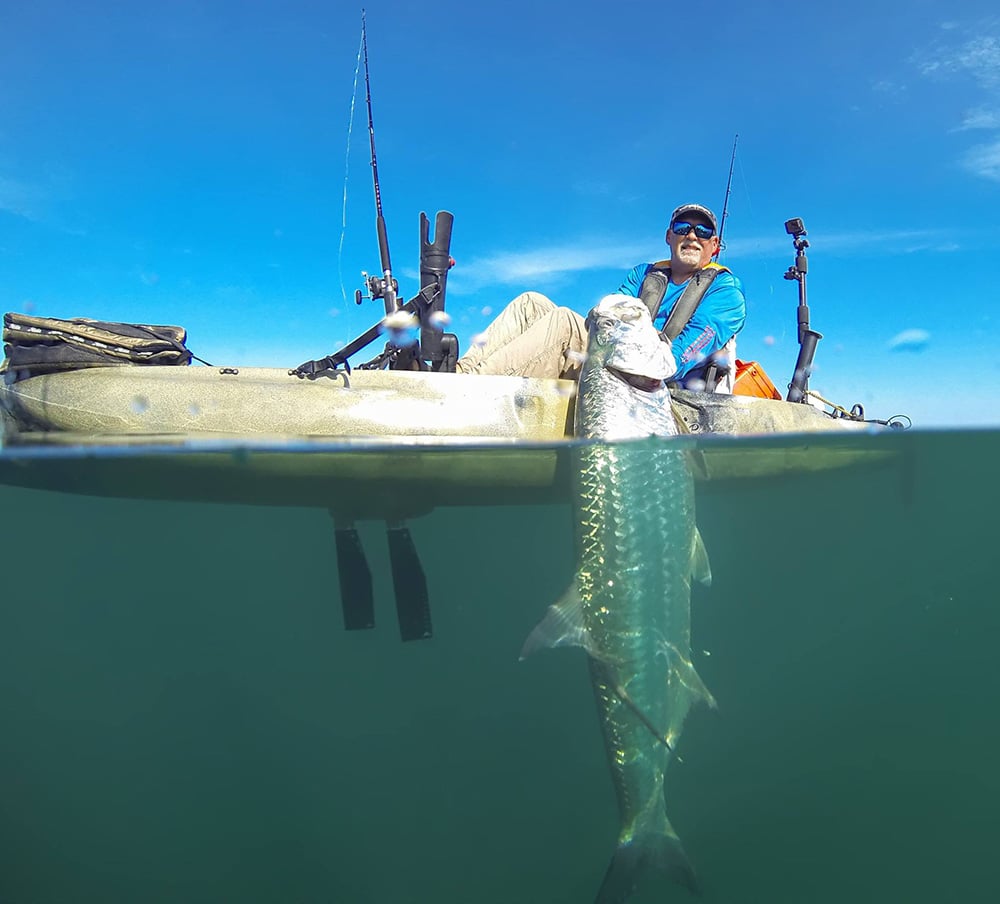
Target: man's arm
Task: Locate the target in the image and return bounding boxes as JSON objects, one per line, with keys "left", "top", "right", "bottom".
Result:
{"left": 615, "top": 264, "right": 650, "bottom": 298}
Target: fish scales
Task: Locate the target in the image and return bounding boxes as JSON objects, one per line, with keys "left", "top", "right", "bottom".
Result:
{"left": 523, "top": 295, "right": 713, "bottom": 903}
{"left": 577, "top": 433, "right": 700, "bottom": 863}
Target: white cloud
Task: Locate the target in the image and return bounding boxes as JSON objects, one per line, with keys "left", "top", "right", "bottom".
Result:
{"left": 918, "top": 32, "right": 1000, "bottom": 88}
{"left": 954, "top": 106, "right": 1000, "bottom": 130}
{"left": 871, "top": 79, "right": 907, "bottom": 99}
{"left": 0, "top": 175, "right": 43, "bottom": 220}
{"left": 914, "top": 21, "right": 1000, "bottom": 183}
{"left": 961, "top": 137, "right": 1000, "bottom": 181}
{"left": 742, "top": 228, "right": 946, "bottom": 257}
{"left": 887, "top": 328, "right": 931, "bottom": 352}
{"left": 446, "top": 241, "right": 650, "bottom": 295}
{"left": 443, "top": 227, "right": 953, "bottom": 298}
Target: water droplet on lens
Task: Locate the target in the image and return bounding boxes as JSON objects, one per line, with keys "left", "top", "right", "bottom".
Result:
{"left": 383, "top": 311, "right": 420, "bottom": 348}
{"left": 471, "top": 332, "right": 488, "bottom": 349}
{"left": 130, "top": 395, "right": 150, "bottom": 415}
{"left": 429, "top": 310, "right": 451, "bottom": 330}
{"left": 384, "top": 311, "right": 418, "bottom": 331}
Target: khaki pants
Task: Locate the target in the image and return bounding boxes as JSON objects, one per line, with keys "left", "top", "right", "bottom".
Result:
{"left": 455, "top": 292, "right": 588, "bottom": 380}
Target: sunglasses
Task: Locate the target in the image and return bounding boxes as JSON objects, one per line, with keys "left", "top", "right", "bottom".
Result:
{"left": 670, "top": 221, "right": 716, "bottom": 239}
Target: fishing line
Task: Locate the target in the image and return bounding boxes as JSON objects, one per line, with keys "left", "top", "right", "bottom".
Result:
{"left": 337, "top": 27, "right": 365, "bottom": 306}
{"left": 735, "top": 150, "right": 777, "bottom": 299}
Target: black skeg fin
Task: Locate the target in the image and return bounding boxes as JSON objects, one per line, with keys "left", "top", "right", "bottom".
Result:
{"left": 595, "top": 831, "right": 699, "bottom": 903}
{"left": 386, "top": 524, "right": 432, "bottom": 641}
{"left": 333, "top": 523, "right": 375, "bottom": 631}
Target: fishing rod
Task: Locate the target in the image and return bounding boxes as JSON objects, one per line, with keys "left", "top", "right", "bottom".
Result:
{"left": 716, "top": 133, "right": 738, "bottom": 255}
{"left": 358, "top": 8, "right": 398, "bottom": 318}
{"left": 293, "top": 10, "right": 456, "bottom": 378}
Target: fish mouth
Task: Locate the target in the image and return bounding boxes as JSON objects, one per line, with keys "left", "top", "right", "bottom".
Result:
{"left": 606, "top": 367, "right": 667, "bottom": 392}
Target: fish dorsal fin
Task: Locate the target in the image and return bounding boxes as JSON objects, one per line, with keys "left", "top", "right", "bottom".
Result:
{"left": 691, "top": 529, "right": 712, "bottom": 587}
{"left": 519, "top": 581, "right": 597, "bottom": 660}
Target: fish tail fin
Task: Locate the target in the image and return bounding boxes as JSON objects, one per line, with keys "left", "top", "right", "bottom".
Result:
{"left": 594, "top": 827, "right": 698, "bottom": 903}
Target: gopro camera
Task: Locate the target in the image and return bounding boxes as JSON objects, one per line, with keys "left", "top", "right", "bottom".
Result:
{"left": 784, "top": 217, "right": 806, "bottom": 236}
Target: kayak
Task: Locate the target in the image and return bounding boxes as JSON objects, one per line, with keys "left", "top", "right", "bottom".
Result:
{"left": 0, "top": 362, "right": 870, "bottom": 444}
{"left": 0, "top": 364, "right": 888, "bottom": 515}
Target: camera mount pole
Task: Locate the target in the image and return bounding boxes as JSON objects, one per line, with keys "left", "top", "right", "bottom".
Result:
{"left": 783, "top": 217, "right": 822, "bottom": 403}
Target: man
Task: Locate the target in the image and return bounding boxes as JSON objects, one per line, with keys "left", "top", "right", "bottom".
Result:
{"left": 456, "top": 203, "right": 746, "bottom": 391}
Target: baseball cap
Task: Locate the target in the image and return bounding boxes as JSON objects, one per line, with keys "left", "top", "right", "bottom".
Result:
{"left": 669, "top": 203, "right": 718, "bottom": 231}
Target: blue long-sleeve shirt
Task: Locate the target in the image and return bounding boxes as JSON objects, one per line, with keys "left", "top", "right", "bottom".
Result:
{"left": 616, "top": 262, "right": 747, "bottom": 384}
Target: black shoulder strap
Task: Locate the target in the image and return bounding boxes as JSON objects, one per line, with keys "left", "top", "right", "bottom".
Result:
{"left": 638, "top": 267, "right": 670, "bottom": 321}
{"left": 637, "top": 266, "right": 722, "bottom": 341}
{"left": 661, "top": 267, "right": 721, "bottom": 340}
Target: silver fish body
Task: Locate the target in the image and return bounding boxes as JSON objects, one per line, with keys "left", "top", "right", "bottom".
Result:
{"left": 523, "top": 295, "right": 713, "bottom": 903}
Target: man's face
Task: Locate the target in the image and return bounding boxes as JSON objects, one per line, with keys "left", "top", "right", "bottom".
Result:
{"left": 667, "top": 213, "right": 720, "bottom": 270}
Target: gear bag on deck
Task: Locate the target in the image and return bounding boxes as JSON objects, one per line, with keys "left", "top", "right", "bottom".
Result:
{"left": 2, "top": 312, "right": 192, "bottom": 379}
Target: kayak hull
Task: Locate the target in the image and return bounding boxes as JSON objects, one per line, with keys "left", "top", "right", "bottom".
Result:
{"left": 0, "top": 366, "right": 886, "bottom": 514}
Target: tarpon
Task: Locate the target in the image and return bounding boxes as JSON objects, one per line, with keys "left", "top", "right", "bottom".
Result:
{"left": 522, "top": 294, "right": 715, "bottom": 903}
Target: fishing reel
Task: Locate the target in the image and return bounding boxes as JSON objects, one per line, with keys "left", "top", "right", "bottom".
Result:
{"left": 354, "top": 271, "right": 399, "bottom": 306}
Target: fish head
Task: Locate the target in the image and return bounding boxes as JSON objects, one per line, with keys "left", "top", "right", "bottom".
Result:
{"left": 576, "top": 295, "right": 679, "bottom": 439}
{"left": 585, "top": 294, "right": 677, "bottom": 385}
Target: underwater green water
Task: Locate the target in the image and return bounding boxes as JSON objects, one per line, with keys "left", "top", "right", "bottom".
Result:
{"left": 0, "top": 428, "right": 996, "bottom": 903}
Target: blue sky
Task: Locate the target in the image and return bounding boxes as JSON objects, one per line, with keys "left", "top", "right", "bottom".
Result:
{"left": 2, "top": 0, "right": 999, "bottom": 428}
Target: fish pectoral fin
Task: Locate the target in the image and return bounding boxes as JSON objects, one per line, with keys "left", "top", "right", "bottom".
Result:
{"left": 691, "top": 528, "right": 712, "bottom": 587}
{"left": 519, "top": 580, "right": 596, "bottom": 660}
